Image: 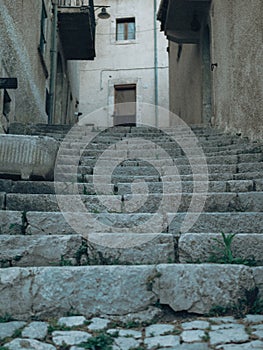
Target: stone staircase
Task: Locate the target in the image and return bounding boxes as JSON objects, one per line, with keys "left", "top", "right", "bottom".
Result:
{"left": 0, "top": 123, "right": 263, "bottom": 321}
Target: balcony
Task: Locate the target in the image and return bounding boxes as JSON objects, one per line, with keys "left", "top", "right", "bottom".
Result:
{"left": 57, "top": 0, "right": 96, "bottom": 60}
{"left": 158, "top": 0, "right": 211, "bottom": 44}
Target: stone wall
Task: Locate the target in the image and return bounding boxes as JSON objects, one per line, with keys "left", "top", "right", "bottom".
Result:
{"left": 167, "top": 0, "right": 263, "bottom": 140}
{"left": 211, "top": 0, "right": 263, "bottom": 141}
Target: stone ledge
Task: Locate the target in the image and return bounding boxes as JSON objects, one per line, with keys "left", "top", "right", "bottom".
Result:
{"left": 0, "top": 264, "right": 261, "bottom": 320}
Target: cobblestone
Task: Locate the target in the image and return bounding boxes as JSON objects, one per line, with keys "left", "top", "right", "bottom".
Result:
{"left": 0, "top": 314, "right": 263, "bottom": 349}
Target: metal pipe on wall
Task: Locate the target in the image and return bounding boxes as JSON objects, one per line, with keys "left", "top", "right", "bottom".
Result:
{"left": 49, "top": 0, "right": 58, "bottom": 124}
{"left": 154, "top": 0, "right": 159, "bottom": 127}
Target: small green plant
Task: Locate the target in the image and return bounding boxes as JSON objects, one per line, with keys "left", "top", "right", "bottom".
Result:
{"left": 201, "top": 331, "right": 210, "bottom": 342}
{"left": 74, "top": 242, "right": 88, "bottom": 265}
{"left": 0, "top": 314, "right": 13, "bottom": 323}
{"left": 208, "top": 232, "right": 256, "bottom": 266}
{"left": 59, "top": 256, "right": 73, "bottom": 266}
{"left": 12, "top": 328, "right": 22, "bottom": 338}
{"left": 78, "top": 332, "right": 114, "bottom": 349}
{"left": 146, "top": 271, "right": 162, "bottom": 291}
{"left": 47, "top": 320, "right": 71, "bottom": 334}
{"left": 0, "top": 346, "right": 9, "bottom": 350}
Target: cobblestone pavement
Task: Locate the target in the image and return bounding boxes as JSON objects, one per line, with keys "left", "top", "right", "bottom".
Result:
{"left": 1, "top": 313, "right": 263, "bottom": 349}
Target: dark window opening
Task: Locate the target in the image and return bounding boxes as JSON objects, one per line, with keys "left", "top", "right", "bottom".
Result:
{"left": 3, "top": 89, "right": 11, "bottom": 117}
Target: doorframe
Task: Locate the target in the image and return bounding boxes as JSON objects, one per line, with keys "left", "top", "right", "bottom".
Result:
{"left": 114, "top": 83, "right": 136, "bottom": 126}
{"left": 108, "top": 78, "right": 142, "bottom": 127}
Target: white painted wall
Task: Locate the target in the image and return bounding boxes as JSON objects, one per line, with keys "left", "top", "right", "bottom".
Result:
{"left": 79, "top": 0, "right": 169, "bottom": 128}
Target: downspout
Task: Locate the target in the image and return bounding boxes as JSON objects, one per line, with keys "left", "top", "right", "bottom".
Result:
{"left": 154, "top": 0, "right": 159, "bottom": 128}
{"left": 49, "top": 0, "right": 58, "bottom": 124}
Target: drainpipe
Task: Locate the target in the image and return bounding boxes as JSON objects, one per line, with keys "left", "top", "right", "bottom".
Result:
{"left": 49, "top": 0, "right": 58, "bottom": 124}
{"left": 153, "top": 0, "right": 158, "bottom": 128}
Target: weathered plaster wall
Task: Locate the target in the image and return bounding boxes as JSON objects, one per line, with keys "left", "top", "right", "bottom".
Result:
{"left": 167, "top": 0, "right": 263, "bottom": 140}
{"left": 0, "top": 0, "right": 80, "bottom": 129}
{"left": 79, "top": 0, "right": 169, "bottom": 128}
{"left": 0, "top": 0, "right": 51, "bottom": 125}
{"left": 169, "top": 42, "right": 202, "bottom": 126}
{"left": 211, "top": 0, "right": 263, "bottom": 140}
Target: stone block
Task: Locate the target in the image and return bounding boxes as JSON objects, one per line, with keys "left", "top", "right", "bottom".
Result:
{"left": 0, "top": 135, "right": 59, "bottom": 180}
{"left": 0, "top": 235, "right": 84, "bottom": 267}
{"left": 169, "top": 212, "right": 263, "bottom": 234}
{"left": 87, "top": 233, "right": 175, "bottom": 264}
{"left": 26, "top": 212, "right": 167, "bottom": 235}
{"left": 4, "top": 338, "right": 56, "bottom": 350}
{"left": 0, "top": 266, "right": 157, "bottom": 319}
{"left": 0, "top": 210, "right": 23, "bottom": 235}
{"left": 252, "top": 267, "right": 263, "bottom": 298}
{"left": 179, "top": 233, "right": 263, "bottom": 264}
{"left": 153, "top": 264, "right": 255, "bottom": 314}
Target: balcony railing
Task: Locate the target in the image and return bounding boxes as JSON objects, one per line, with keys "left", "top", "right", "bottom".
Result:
{"left": 58, "top": 0, "right": 87, "bottom": 7}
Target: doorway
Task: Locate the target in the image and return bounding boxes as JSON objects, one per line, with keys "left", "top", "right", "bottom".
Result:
{"left": 114, "top": 84, "right": 136, "bottom": 126}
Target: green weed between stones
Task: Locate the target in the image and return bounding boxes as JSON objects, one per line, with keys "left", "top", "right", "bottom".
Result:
{"left": 0, "top": 315, "right": 13, "bottom": 323}
{"left": 208, "top": 232, "right": 256, "bottom": 266}
{"left": 78, "top": 332, "right": 114, "bottom": 350}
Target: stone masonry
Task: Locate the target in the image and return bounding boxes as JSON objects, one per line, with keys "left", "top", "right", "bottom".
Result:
{"left": 0, "top": 123, "right": 263, "bottom": 349}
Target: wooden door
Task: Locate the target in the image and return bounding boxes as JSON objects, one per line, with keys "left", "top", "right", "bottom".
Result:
{"left": 114, "top": 84, "right": 136, "bottom": 126}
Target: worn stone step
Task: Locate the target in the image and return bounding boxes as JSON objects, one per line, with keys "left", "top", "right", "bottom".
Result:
{"left": 178, "top": 233, "right": 263, "bottom": 265}
{"left": 60, "top": 141, "right": 250, "bottom": 154}
{"left": 62, "top": 153, "right": 263, "bottom": 167}
{"left": 168, "top": 212, "right": 263, "bottom": 234}
{"left": 79, "top": 171, "right": 262, "bottom": 183}
{"left": 0, "top": 233, "right": 175, "bottom": 267}
{"left": 6, "top": 192, "right": 263, "bottom": 213}
{"left": 117, "top": 180, "right": 257, "bottom": 194}
{"left": 3, "top": 178, "right": 259, "bottom": 196}
{"left": 56, "top": 163, "right": 238, "bottom": 177}
{"left": 0, "top": 264, "right": 260, "bottom": 319}
{"left": 20, "top": 211, "right": 263, "bottom": 236}
{"left": 0, "top": 235, "right": 85, "bottom": 267}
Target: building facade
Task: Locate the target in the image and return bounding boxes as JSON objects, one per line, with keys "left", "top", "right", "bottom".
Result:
{"left": 79, "top": 0, "right": 169, "bottom": 128}
{"left": 0, "top": 0, "right": 96, "bottom": 132}
{"left": 158, "top": 0, "right": 263, "bottom": 140}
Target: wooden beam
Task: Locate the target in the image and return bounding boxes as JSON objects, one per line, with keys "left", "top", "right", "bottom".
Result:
{"left": 0, "top": 78, "right": 18, "bottom": 89}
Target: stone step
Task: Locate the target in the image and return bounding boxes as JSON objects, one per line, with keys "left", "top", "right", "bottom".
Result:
{"left": 178, "top": 233, "right": 263, "bottom": 265}
{"left": 56, "top": 163, "right": 238, "bottom": 176}
{"left": 2, "top": 179, "right": 263, "bottom": 195}
{"left": 0, "top": 233, "right": 175, "bottom": 267}
{"left": 63, "top": 138, "right": 246, "bottom": 149}
{"left": 0, "top": 264, "right": 260, "bottom": 319}
{"left": 75, "top": 171, "right": 263, "bottom": 183}
{"left": 56, "top": 161, "right": 263, "bottom": 176}
{"left": 59, "top": 152, "right": 263, "bottom": 166}
{"left": 168, "top": 212, "right": 263, "bottom": 234}
{"left": 1, "top": 208, "right": 262, "bottom": 236}
{"left": 0, "top": 235, "right": 85, "bottom": 267}
{"left": 60, "top": 140, "right": 250, "bottom": 153}
{"left": 17, "top": 211, "right": 263, "bottom": 235}
{"left": 5, "top": 192, "right": 263, "bottom": 212}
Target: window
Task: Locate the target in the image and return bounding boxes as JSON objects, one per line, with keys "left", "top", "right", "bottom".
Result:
{"left": 116, "top": 18, "right": 135, "bottom": 41}
{"left": 39, "top": 0, "right": 47, "bottom": 55}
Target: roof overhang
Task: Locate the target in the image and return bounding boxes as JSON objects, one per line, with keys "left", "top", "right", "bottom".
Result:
{"left": 158, "top": 0, "right": 211, "bottom": 44}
